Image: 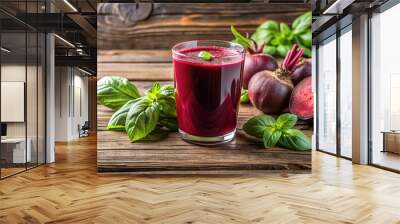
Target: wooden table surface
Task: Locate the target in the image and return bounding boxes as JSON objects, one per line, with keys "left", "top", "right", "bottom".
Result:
{"left": 97, "top": 50, "right": 311, "bottom": 174}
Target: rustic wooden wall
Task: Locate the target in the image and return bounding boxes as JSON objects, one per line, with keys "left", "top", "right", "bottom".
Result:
{"left": 97, "top": 3, "right": 310, "bottom": 50}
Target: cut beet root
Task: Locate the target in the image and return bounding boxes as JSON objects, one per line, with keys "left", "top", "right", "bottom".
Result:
{"left": 289, "top": 76, "right": 313, "bottom": 120}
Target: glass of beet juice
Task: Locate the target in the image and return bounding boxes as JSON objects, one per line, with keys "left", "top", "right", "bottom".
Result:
{"left": 172, "top": 40, "right": 245, "bottom": 145}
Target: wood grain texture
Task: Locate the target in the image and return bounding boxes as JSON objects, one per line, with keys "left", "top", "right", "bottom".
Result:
{"left": 98, "top": 101, "right": 311, "bottom": 174}
{"left": 97, "top": 49, "right": 311, "bottom": 174}
{"left": 1, "top": 136, "right": 400, "bottom": 223}
{"left": 98, "top": 50, "right": 173, "bottom": 80}
{"left": 97, "top": 3, "right": 310, "bottom": 50}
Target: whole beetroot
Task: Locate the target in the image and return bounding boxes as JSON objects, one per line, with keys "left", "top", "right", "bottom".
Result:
{"left": 291, "top": 59, "right": 311, "bottom": 85}
{"left": 248, "top": 45, "right": 304, "bottom": 114}
{"left": 243, "top": 53, "right": 278, "bottom": 89}
{"left": 230, "top": 26, "right": 278, "bottom": 89}
{"left": 289, "top": 76, "right": 314, "bottom": 120}
{"left": 248, "top": 71, "right": 293, "bottom": 114}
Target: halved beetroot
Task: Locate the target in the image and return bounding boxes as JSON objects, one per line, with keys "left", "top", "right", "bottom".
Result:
{"left": 289, "top": 76, "right": 313, "bottom": 120}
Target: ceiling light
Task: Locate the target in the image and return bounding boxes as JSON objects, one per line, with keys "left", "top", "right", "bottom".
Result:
{"left": 63, "top": 0, "right": 78, "bottom": 12}
{"left": 54, "top": 34, "right": 75, "bottom": 48}
{"left": 323, "top": 0, "right": 355, "bottom": 15}
{"left": 1, "top": 47, "right": 11, "bottom": 53}
{"left": 78, "top": 67, "right": 93, "bottom": 76}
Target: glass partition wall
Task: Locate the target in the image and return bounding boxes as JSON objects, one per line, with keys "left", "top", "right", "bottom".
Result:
{"left": 316, "top": 24, "right": 352, "bottom": 159}
{"left": 0, "top": 2, "right": 46, "bottom": 179}
{"left": 317, "top": 35, "right": 337, "bottom": 155}
{"left": 370, "top": 2, "right": 400, "bottom": 171}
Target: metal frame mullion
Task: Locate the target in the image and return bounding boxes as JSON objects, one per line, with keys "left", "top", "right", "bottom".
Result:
{"left": 336, "top": 20, "right": 341, "bottom": 157}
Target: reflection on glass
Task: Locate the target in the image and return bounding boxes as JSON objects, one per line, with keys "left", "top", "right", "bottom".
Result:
{"left": 339, "top": 28, "right": 352, "bottom": 158}
{"left": 1, "top": 30, "right": 28, "bottom": 177}
{"left": 317, "top": 36, "right": 337, "bottom": 154}
{"left": 371, "top": 4, "right": 400, "bottom": 171}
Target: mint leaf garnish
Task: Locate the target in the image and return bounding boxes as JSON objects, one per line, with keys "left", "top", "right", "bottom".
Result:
{"left": 198, "top": 51, "right": 214, "bottom": 61}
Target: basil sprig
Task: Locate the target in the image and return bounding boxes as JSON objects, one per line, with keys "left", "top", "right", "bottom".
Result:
{"left": 243, "top": 113, "right": 311, "bottom": 151}
{"left": 232, "top": 11, "right": 311, "bottom": 58}
{"left": 97, "top": 77, "right": 178, "bottom": 142}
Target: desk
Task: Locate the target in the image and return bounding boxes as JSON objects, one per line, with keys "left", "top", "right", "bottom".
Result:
{"left": 382, "top": 131, "right": 400, "bottom": 154}
{"left": 1, "top": 138, "right": 31, "bottom": 163}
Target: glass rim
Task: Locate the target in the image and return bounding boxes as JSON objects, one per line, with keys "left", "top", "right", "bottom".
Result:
{"left": 172, "top": 40, "right": 245, "bottom": 60}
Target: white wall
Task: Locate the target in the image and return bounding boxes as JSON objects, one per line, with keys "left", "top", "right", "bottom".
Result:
{"left": 54, "top": 67, "right": 89, "bottom": 141}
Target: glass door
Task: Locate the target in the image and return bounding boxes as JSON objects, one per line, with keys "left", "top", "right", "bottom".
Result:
{"left": 370, "top": 2, "right": 400, "bottom": 171}
{"left": 317, "top": 35, "right": 337, "bottom": 155}
{"left": 339, "top": 25, "right": 352, "bottom": 159}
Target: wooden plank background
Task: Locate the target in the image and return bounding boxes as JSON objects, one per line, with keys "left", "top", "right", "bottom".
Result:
{"left": 97, "top": 3, "right": 310, "bottom": 50}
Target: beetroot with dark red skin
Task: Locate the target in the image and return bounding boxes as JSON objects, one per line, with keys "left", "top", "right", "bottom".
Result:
{"left": 289, "top": 76, "right": 314, "bottom": 120}
{"left": 291, "top": 59, "right": 311, "bottom": 85}
{"left": 239, "top": 40, "right": 278, "bottom": 89}
{"left": 248, "top": 71, "right": 293, "bottom": 114}
{"left": 248, "top": 45, "right": 304, "bottom": 114}
{"left": 243, "top": 53, "right": 278, "bottom": 89}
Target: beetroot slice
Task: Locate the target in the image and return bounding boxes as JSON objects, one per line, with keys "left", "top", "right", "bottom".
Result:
{"left": 289, "top": 77, "right": 313, "bottom": 120}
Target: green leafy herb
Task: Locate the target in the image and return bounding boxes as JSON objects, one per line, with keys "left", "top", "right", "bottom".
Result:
{"left": 159, "top": 117, "right": 178, "bottom": 132}
{"left": 275, "top": 113, "right": 297, "bottom": 131}
{"left": 278, "top": 129, "right": 311, "bottom": 151}
{"left": 97, "top": 76, "right": 140, "bottom": 110}
{"left": 235, "top": 11, "right": 312, "bottom": 58}
{"left": 263, "top": 127, "right": 282, "bottom": 148}
{"left": 125, "top": 97, "right": 160, "bottom": 142}
{"left": 240, "top": 89, "right": 250, "bottom": 104}
{"left": 243, "top": 115, "right": 275, "bottom": 139}
{"left": 242, "top": 113, "right": 311, "bottom": 151}
{"left": 198, "top": 51, "right": 214, "bottom": 61}
{"left": 107, "top": 98, "right": 141, "bottom": 131}
{"left": 99, "top": 79, "right": 179, "bottom": 142}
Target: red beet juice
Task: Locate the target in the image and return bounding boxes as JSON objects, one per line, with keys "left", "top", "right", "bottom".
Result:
{"left": 172, "top": 41, "right": 245, "bottom": 144}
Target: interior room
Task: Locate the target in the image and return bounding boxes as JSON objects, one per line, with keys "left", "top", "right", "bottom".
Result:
{"left": 0, "top": 0, "right": 400, "bottom": 223}
{"left": 313, "top": 0, "right": 400, "bottom": 172}
{"left": 0, "top": 0, "right": 97, "bottom": 179}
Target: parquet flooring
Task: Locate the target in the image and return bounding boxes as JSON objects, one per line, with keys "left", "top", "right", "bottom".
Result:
{"left": 0, "top": 135, "right": 400, "bottom": 224}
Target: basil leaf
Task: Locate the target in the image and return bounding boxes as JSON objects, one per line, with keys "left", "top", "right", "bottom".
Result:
{"left": 263, "top": 127, "right": 282, "bottom": 148}
{"left": 125, "top": 98, "right": 160, "bottom": 142}
{"left": 97, "top": 76, "right": 140, "bottom": 110}
{"left": 278, "top": 129, "right": 311, "bottom": 151}
{"left": 264, "top": 46, "right": 277, "bottom": 56}
{"left": 107, "top": 98, "right": 141, "bottom": 131}
{"left": 240, "top": 89, "right": 250, "bottom": 104}
{"left": 159, "top": 85, "right": 175, "bottom": 98}
{"left": 293, "top": 23, "right": 309, "bottom": 36}
{"left": 198, "top": 51, "right": 214, "bottom": 61}
{"left": 158, "top": 97, "right": 177, "bottom": 118}
{"left": 231, "top": 25, "right": 252, "bottom": 48}
{"left": 297, "top": 31, "right": 312, "bottom": 48}
{"left": 303, "top": 47, "right": 311, "bottom": 58}
{"left": 280, "top": 23, "right": 292, "bottom": 37}
{"left": 277, "top": 44, "right": 291, "bottom": 58}
{"left": 243, "top": 115, "right": 276, "bottom": 138}
{"left": 159, "top": 117, "right": 178, "bottom": 131}
{"left": 257, "top": 20, "right": 279, "bottom": 32}
{"left": 276, "top": 113, "right": 298, "bottom": 131}
{"left": 292, "top": 12, "right": 311, "bottom": 30}
{"left": 146, "top": 82, "right": 161, "bottom": 100}
{"left": 140, "top": 128, "right": 169, "bottom": 141}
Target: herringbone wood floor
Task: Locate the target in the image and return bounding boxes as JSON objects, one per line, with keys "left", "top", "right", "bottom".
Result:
{"left": 0, "top": 135, "right": 399, "bottom": 224}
